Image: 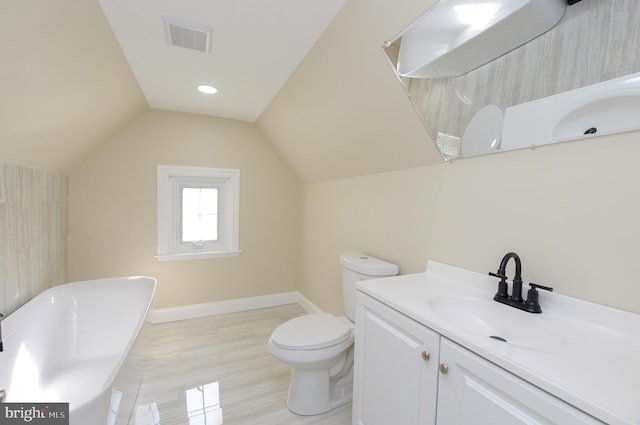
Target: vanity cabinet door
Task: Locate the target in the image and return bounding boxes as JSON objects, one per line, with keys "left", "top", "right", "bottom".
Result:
{"left": 353, "top": 292, "right": 440, "bottom": 425}
{"left": 436, "top": 338, "right": 604, "bottom": 425}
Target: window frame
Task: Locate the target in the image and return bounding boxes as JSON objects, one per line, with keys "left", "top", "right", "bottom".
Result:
{"left": 156, "top": 165, "right": 240, "bottom": 261}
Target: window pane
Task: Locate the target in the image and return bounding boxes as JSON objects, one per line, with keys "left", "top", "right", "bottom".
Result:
{"left": 200, "top": 188, "right": 218, "bottom": 214}
{"left": 199, "top": 215, "right": 218, "bottom": 241}
{"left": 182, "top": 188, "right": 218, "bottom": 243}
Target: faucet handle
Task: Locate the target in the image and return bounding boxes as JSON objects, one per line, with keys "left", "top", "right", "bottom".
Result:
{"left": 529, "top": 283, "right": 553, "bottom": 292}
{"left": 525, "top": 283, "right": 553, "bottom": 313}
{"left": 489, "top": 272, "right": 509, "bottom": 299}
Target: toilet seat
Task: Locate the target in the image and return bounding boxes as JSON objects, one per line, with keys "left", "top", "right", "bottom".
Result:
{"left": 271, "top": 313, "right": 351, "bottom": 350}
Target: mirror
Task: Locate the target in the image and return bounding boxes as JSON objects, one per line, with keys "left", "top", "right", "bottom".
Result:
{"left": 383, "top": 0, "right": 640, "bottom": 160}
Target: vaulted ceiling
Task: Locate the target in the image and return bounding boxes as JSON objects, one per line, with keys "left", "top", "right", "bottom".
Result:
{"left": 97, "top": 0, "right": 347, "bottom": 122}
{"left": 0, "top": 0, "right": 442, "bottom": 182}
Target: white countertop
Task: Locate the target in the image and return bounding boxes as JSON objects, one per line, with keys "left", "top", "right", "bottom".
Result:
{"left": 356, "top": 261, "right": 640, "bottom": 425}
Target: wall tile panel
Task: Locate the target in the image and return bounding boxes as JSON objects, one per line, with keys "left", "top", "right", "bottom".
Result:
{"left": 0, "top": 163, "right": 68, "bottom": 315}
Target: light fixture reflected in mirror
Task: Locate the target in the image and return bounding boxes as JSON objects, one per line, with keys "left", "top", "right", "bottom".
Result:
{"left": 453, "top": 3, "right": 499, "bottom": 30}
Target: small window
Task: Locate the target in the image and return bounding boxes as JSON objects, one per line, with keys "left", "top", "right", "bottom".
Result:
{"left": 157, "top": 165, "right": 240, "bottom": 261}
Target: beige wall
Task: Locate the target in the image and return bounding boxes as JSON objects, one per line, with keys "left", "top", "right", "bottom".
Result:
{"left": 68, "top": 110, "right": 300, "bottom": 309}
{"left": 301, "top": 131, "right": 640, "bottom": 316}
{"left": 255, "top": 0, "right": 443, "bottom": 183}
{"left": 0, "top": 0, "right": 147, "bottom": 174}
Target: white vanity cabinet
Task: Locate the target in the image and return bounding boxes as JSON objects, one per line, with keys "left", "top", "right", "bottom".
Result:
{"left": 353, "top": 292, "right": 440, "bottom": 425}
{"left": 436, "top": 338, "right": 603, "bottom": 425}
{"left": 353, "top": 291, "right": 604, "bottom": 425}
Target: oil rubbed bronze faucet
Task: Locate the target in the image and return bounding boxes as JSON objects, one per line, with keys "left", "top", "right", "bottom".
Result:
{"left": 489, "top": 252, "right": 553, "bottom": 313}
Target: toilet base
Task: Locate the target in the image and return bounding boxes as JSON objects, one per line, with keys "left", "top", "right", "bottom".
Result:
{"left": 287, "top": 363, "right": 354, "bottom": 416}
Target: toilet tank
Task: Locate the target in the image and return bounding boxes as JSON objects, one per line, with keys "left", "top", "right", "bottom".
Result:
{"left": 340, "top": 253, "right": 398, "bottom": 321}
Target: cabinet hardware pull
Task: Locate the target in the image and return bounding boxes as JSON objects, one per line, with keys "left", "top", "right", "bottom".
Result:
{"left": 439, "top": 364, "right": 449, "bottom": 375}
{"left": 421, "top": 351, "right": 430, "bottom": 361}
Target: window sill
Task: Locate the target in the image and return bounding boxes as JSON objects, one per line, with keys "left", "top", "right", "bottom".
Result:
{"left": 155, "top": 250, "right": 242, "bottom": 262}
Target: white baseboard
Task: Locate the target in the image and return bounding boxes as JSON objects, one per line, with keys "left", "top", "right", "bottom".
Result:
{"left": 148, "top": 291, "right": 322, "bottom": 324}
{"left": 294, "top": 292, "right": 323, "bottom": 314}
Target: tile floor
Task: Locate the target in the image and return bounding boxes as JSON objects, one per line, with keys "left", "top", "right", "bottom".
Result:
{"left": 129, "top": 304, "right": 352, "bottom": 425}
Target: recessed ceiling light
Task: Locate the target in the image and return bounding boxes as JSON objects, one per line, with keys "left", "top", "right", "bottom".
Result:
{"left": 197, "top": 85, "right": 218, "bottom": 94}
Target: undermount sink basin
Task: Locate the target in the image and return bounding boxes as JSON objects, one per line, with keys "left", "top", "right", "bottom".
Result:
{"left": 428, "top": 295, "right": 566, "bottom": 350}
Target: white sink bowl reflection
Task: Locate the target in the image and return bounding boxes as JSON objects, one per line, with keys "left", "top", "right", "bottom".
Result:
{"left": 552, "top": 91, "right": 640, "bottom": 142}
{"left": 502, "top": 72, "right": 640, "bottom": 150}
{"left": 428, "top": 295, "right": 566, "bottom": 350}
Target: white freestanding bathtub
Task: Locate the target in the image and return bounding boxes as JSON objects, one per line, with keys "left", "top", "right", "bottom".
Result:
{"left": 0, "top": 276, "right": 156, "bottom": 425}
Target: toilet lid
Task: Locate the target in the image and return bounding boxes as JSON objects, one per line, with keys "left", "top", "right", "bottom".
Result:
{"left": 461, "top": 104, "right": 505, "bottom": 156}
{"left": 271, "top": 313, "right": 351, "bottom": 350}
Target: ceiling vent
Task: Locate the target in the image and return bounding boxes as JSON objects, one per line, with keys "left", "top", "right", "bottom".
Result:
{"left": 163, "top": 17, "right": 212, "bottom": 54}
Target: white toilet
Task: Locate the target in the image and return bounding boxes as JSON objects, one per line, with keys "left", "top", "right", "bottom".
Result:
{"left": 268, "top": 252, "right": 398, "bottom": 415}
